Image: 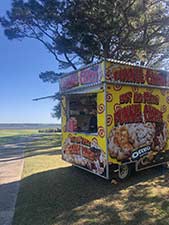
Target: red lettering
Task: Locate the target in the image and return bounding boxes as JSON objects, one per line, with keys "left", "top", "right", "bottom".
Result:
{"left": 144, "top": 105, "right": 163, "bottom": 123}
{"left": 113, "top": 68, "right": 145, "bottom": 84}
{"left": 68, "top": 144, "right": 81, "bottom": 155}
{"left": 61, "top": 73, "right": 79, "bottom": 90}
{"left": 70, "top": 136, "right": 92, "bottom": 147}
{"left": 135, "top": 68, "right": 145, "bottom": 83}
{"left": 114, "top": 71, "right": 120, "bottom": 81}
{"left": 143, "top": 92, "right": 159, "bottom": 105}
{"left": 134, "top": 92, "right": 159, "bottom": 105}
{"left": 80, "top": 66, "right": 98, "bottom": 84}
{"left": 70, "top": 136, "right": 82, "bottom": 144}
{"left": 120, "top": 92, "right": 132, "bottom": 104}
{"left": 134, "top": 92, "right": 143, "bottom": 103}
{"left": 146, "top": 70, "right": 166, "bottom": 86}
{"left": 114, "top": 104, "right": 142, "bottom": 125}
{"left": 81, "top": 137, "right": 91, "bottom": 147}
{"left": 82, "top": 146, "right": 95, "bottom": 160}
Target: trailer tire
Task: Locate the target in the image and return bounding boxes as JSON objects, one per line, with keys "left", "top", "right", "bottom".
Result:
{"left": 118, "top": 164, "right": 131, "bottom": 181}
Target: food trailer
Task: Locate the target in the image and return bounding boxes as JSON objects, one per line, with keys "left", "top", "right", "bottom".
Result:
{"left": 59, "top": 59, "right": 169, "bottom": 180}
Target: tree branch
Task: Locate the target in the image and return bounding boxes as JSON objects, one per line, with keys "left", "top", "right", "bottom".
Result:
{"left": 64, "top": 53, "right": 77, "bottom": 70}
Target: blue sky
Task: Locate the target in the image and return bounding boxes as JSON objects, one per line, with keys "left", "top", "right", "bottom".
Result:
{"left": 0, "top": 0, "right": 61, "bottom": 123}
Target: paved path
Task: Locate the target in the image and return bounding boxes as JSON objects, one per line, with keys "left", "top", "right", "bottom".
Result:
{"left": 0, "top": 143, "right": 24, "bottom": 225}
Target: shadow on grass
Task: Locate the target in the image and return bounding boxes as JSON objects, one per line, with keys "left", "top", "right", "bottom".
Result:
{"left": 0, "top": 149, "right": 62, "bottom": 163}
{"left": 0, "top": 135, "right": 24, "bottom": 145}
{"left": 1, "top": 133, "right": 169, "bottom": 224}
{"left": 0, "top": 134, "right": 61, "bottom": 162}
{"left": 0, "top": 133, "right": 61, "bottom": 146}
{"left": 12, "top": 165, "right": 169, "bottom": 225}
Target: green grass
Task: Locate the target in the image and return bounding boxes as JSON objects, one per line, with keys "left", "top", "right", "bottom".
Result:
{"left": 0, "top": 129, "right": 39, "bottom": 137}
{"left": 1, "top": 130, "right": 169, "bottom": 225}
{"left": 0, "top": 129, "right": 39, "bottom": 145}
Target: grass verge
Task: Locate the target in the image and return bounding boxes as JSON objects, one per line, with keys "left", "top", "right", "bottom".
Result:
{"left": 2, "top": 131, "right": 169, "bottom": 225}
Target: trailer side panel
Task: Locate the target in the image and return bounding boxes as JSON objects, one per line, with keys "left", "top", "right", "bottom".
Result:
{"left": 106, "top": 62, "right": 169, "bottom": 170}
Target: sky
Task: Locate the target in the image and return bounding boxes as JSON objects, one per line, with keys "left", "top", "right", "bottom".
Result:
{"left": 0, "top": 0, "right": 61, "bottom": 123}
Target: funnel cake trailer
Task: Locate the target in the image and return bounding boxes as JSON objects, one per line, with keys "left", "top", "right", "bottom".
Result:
{"left": 59, "top": 59, "right": 169, "bottom": 180}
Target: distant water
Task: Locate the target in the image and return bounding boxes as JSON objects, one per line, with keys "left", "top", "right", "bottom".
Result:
{"left": 0, "top": 123, "right": 61, "bottom": 130}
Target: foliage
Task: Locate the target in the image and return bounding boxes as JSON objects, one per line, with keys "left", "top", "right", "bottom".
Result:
{"left": 1, "top": 0, "right": 169, "bottom": 69}
{"left": 51, "top": 92, "right": 61, "bottom": 119}
{"left": 1, "top": 0, "right": 169, "bottom": 118}
{"left": 39, "top": 71, "right": 63, "bottom": 83}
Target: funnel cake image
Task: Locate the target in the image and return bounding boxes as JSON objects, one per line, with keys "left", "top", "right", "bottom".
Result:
{"left": 109, "top": 125, "right": 132, "bottom": 161}
{"left": 108, "top": 122, "right": 168, "bottom": 162}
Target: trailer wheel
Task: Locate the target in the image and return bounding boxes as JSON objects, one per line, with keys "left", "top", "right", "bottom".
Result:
{"left": 118, "top": 164, "right": 131, "bottom": 181}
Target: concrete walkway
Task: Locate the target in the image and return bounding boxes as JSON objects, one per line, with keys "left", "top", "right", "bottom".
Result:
{"left": 0, "top": 143, "right": 24, "bottom": 225}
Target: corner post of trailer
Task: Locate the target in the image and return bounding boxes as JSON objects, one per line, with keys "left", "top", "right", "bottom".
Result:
{"left": 59, "top": 78, "right": 64, "bottom": 153}
{"left": 103, "top": 60, "right": 109, "bottom": 179}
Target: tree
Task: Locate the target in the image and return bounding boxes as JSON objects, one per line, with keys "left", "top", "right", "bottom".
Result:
{"left": 1, "top": 0, "right": 169, "bottom": 118}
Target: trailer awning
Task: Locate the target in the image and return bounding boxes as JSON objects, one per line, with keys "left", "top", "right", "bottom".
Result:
{"left": 61, "top": 83, "right": 104, "bottom": 95}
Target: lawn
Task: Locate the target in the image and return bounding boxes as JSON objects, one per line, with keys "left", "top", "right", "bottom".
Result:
{"left": 0, "top": 129, "right": 39, "bottom": 145}
{"left": 1, "top": 130, "right": 169, "bottom": 225}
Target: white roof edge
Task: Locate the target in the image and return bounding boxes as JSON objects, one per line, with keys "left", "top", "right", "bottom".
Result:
{"left": 106, "top": 58, "right": 169, "bottom": 73}
{"left": 59, "top": 58, "right": 169, "bottom": 80}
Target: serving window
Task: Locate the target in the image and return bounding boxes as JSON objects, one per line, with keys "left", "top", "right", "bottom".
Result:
{"left": 66, "top": 94, "right": 97, "bottom": 133}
